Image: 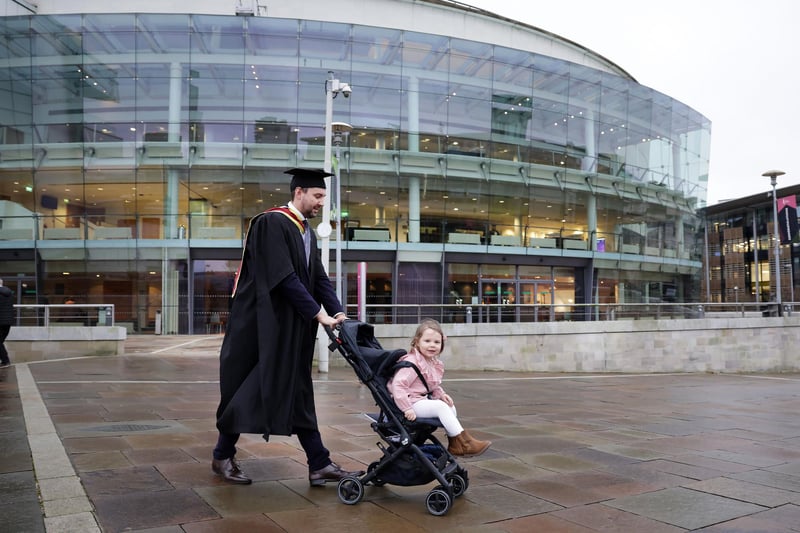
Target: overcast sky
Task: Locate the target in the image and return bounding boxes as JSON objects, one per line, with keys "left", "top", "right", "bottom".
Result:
{"left": 464, "top": 0, "right": 800, "bottom": 205}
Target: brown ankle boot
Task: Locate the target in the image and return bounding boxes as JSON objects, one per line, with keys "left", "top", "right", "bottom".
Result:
{"left": 448, "top": 432, "right": 467, "bottom": 455}
{"left": 448, "top": 431, "right": 492, "bottom": 456}
{"left": 462, "top": 430, "right": 491, "bottom": 456}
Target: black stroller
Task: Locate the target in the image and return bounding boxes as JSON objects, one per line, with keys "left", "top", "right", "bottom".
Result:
{"left": 325, "top": 320, "right": 469, "bottom": 516}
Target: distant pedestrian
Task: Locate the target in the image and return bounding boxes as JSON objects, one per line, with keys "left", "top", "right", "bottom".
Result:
{"left": 0, "top": 278, "right": 14, "bottom": 368}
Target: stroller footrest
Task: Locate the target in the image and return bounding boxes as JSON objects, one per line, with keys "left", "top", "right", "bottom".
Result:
{"left": 364, "top": 412, "right": 442, "bottom": 427}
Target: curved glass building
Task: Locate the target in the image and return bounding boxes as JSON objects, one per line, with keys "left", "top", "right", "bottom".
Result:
{"left": 0, "top": 0, "right": 709, "bottom": 333}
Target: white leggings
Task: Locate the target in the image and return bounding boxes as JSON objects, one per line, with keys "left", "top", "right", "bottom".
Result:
{"left": 412, "top": 399, "right": 463, "bottom": 437}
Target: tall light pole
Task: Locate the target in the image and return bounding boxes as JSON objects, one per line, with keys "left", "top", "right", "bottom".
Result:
{"left": 317, "top": 71, "right": 352, "bottom": 372}
{"left": 763, "top": 169, "right": 785, "bottom": 316}
{"left": 320, "top": 72, "right": 352, "bottom": 267}
{"left": 331, "top": 121, "right": 352, "bottom": 302}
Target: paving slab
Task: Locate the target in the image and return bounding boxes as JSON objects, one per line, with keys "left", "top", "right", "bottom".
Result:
{"left": 693, "top": 503, "right": 800, "bottom": 532}
{"left": 3, "top": 335, "right": 800, "bottom": 532}
{"left": 604, "top": 486, "right": 767, "bottom": 529}
{"left": 0, "top": 367, "right": 46, "bottom": 533}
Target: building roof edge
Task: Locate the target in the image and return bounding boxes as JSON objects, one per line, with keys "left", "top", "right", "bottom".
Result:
{"left": 425, "top": 0, "right": 637, "bottom": 81}
{"left": 704, "top": 183, "right": 800, "bottom": 214}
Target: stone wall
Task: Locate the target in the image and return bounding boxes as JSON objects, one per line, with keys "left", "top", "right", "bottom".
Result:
{"left": 7, "top": 319, "right": 798, "bottom": 373}
{"left": 7, "top": 326, "right": 127, "bottom": 362}
{"left": 325, "top": 317, "right": 800, "bottom": 373}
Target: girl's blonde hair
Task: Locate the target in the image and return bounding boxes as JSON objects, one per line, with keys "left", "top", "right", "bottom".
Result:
{"left": 410, "top": 318, "right": 446, "bottom": 353}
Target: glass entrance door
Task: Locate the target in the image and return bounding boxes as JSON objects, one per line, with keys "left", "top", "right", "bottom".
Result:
{"left": 480, "top": 277, "right": 555, "bottom": 322}
{"left": 480, "top": 279, "right": 518, "bottom": 322}
{"left": 520, "top": 280, "right": 555, "bottom": 322}
{"left": 500, "top": 281, "right": 516, "bottom": 322}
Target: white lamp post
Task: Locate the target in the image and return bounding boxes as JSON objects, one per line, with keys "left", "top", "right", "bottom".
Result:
{"left": 331, "top": 121, "right": 352, "bottom": 302}
{"left": 317, "top": 71, "right": 352, "bottom": 372}
{"left": 319, "top": 72, "right": 352, "bottom": 269}
{"left": 763, "top": 169, "right": 785, "bottom": 315}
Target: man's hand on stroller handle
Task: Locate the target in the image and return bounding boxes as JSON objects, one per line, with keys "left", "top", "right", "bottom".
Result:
{"left": 315, "top": 308, "right": 347, "bottom": 327}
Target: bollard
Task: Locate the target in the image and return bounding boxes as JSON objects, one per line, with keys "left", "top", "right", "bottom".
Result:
{"left": 466, "top": 306, "right": 472, "bottom": 324}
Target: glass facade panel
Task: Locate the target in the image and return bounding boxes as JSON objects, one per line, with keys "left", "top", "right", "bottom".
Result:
{"left": 0, "top": 10, "right": 710, "bottom": 332}
{"left": 245, "top": 18, "right": 298, "bottom": 58}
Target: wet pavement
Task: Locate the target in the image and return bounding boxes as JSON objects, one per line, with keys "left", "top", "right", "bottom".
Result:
{"left": 2, "top": 334, "right": 800, "bottom": 532}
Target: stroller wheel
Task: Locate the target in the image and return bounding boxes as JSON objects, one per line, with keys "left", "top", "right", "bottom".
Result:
{"left": 447, "top": 473, "right": 468, "bottom": 498}
{"left": 425, "top": 486, "right": 452, "bottom": 516}
{"left": 337, "top": 476, "right": 364, "bottom": 505}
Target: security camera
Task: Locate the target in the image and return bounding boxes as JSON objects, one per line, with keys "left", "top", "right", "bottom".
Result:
{"left": 340, "top": 83, "right": 352, "bottom": 98}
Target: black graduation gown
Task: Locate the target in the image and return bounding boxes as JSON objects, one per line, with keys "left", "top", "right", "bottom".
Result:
{"left": 215, "top": 208, "right": 342, "bottom": 439}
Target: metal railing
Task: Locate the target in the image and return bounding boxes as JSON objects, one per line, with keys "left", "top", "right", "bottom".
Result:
{"left": 345, "top": 302, "right": 796, "bottom": 325}
{"left": 12, "top": 304, "right": 116, "bottom": 327}
{"left": 9, "top": 301, "right": 791, "bottom": 331}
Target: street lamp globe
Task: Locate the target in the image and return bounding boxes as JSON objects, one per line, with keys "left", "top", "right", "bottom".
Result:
{"left": 762, "top": 169, "right": 785, "bottom": 185}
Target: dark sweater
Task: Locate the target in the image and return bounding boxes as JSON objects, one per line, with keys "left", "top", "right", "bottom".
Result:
{"left": 0, "top": 286, "right": 13, "bottom": 326}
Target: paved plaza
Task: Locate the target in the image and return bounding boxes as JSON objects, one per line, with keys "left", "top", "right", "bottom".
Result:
{"left": 2, "top": 334, "right": 800, "bottom": 532}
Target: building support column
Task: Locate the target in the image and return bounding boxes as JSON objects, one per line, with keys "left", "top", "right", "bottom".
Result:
{"left": 407, "top": 76, "right": 421, "bottom": 243}
{"left": 161, "top": 62, "right": 183, "bottom": 333}
{"left": 408, "top": 177, "right": 420, "bottom": 243}
{"left": 587, "top": 193, "right": 597, "bottom": 251}
{"left": 672, "top": 139, "right": 683, "bottom": 186}
{"left": 165, "top": 61, "right": 182, "bottom": 240}
{"left": 581, "top": 109, "right": 596, "bottom": 173}
{"left": 408, "top": 76, "right": 419, "bottom": 153}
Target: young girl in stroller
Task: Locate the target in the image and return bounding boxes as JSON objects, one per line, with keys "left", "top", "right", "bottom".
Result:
{"left": 388, "top": 319, "right": 491, "bottom": 456}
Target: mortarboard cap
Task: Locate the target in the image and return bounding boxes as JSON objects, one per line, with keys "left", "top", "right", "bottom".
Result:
{"left": 285, "top": 168, "right": 332, "bottom": 190}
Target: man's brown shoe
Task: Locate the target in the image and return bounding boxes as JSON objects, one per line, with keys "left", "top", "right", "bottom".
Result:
{"left": 309, "top": 462, "right": 364, "bottom": 487}
{"left": 212, "top": 457, "right": 252, "bottom": 485}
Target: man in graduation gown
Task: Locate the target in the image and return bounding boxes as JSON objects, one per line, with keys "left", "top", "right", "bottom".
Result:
{"left": 212, "top": 168, "right": 363, "bottom": 486}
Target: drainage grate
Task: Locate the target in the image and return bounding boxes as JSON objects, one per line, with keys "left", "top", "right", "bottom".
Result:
{"left": 86, "top": 424, "right": 169, "bottom": 433}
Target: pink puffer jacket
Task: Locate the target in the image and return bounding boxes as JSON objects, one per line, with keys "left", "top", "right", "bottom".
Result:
{"left": 387, "top": 348, "right": 446, "bottom": 413}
